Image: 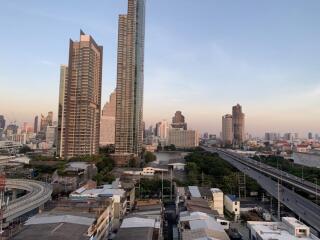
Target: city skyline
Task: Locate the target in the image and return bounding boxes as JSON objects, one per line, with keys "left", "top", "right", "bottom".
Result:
{"left": 1, "top": 0, "right": 320, "bottom": 136}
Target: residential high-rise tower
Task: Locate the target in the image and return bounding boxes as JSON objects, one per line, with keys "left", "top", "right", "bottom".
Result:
{"left": 114, "top": 0, "right": 146, "bottom": 159}
{"left": 222, "top": 114, "right": 233, "bottom": 146}
{"left": 100, "top": 90, "right": 116, "bottom": 146}
{"left": 232, "top": 104, "right": 245, "bottom": 147}
{"left": 58, "top": 31, "right": 103, "bottom": 158}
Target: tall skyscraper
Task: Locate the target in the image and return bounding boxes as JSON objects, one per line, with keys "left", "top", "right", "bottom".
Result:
{"left": 158, "top": 120, "right": 169, "bottom": 140}
{"left": 114, "top": 0, "right": 146, "bottom": 159}
{"left": 308, "top": 132, "right": 313, "bottom": 140}
{"left": 0, "top": 115, "right": 5, "bottom": 130}
{"left": 57, "top": 65, "right": 68, "bottom": 156}
{"left": 100, "top": 90, "right": 116, "bottom": 146}
{"left": 171, "top": 111, "right": 187, "bottom": 130}
{"left": 58, "top": 31, "right": 103, "bottom": 159}
{"left": 232, "top": 104, "right": 245, "bottom": 147}
{"left": 34, "top": 115, "right": 39, "bottom": 133}
{"left": 222, "top": 114, "right": 233, "bottom": 146}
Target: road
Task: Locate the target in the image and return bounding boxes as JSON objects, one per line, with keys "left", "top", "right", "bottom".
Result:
{"left": 4, "top": 179, "right": 52, "bottom": 222}
{"left": 218, "top": 148, "right": 320, "bottom": 197}
{"left": 205, "top": 147, "right": 320, "bottom": 233}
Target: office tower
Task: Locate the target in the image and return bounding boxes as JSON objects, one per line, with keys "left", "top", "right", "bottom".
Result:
{"left": 232, "top": 104, "right": 245, "bottom": 147}
{"left": 40, "top": 112, "right": 53, "bottom": 133}
{"left": 168, "top": 128, "right": 199, "bottom": 148}
{"left": 308, "top": 132, "right": 313, "bottom": 140}
{"left": 34, "top": 115, "right": 39, "bottom": 133}
{"left": 46, "top": 125, "right": 57, "bottom": 148}
{"left": 100, "top": 90, "right": 116, "bottom": 146}
{"left": 158, "top": 120, "right": 169, "bottom": 140}
{"left": 265, "top": 132, "right": 280, "bottom": 141}
{"left": 0, "top": 115, "right": 5, "bottom": 130}
{"left": 58, "top": 31, "right": 103, "bottom": 159}
{"left": 171, "top": 111, "right": 187, "bottom": 130}
{"left": 222, "top": 114, "right": 233, "bottom": 146}
{"left": 57, "top": 65, "right": 68, "bottom": 156}
{"left": 114, "top": 0, "right": 146, "bottom": 159}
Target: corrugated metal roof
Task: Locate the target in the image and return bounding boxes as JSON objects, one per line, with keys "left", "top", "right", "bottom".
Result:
{"left": 120, "top": 217, "right": 155, "bottom": 228}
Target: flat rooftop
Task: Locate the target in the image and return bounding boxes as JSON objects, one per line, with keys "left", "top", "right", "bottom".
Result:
{"left": 247, "top": 221, "right": 314, "bottom": 240}
{"left": 12, "top": 222, "right": 91, "bottom": 240}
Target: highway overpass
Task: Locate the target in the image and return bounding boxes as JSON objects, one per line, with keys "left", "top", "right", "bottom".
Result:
{"left": 4, "top": 179, "right": 52, "bottom": 223}
{"left": 204, "top": 147, "right": 320, "bottom": 233}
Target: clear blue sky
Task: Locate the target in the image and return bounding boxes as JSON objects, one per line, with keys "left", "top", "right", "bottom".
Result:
{"left": 1, "top": 0, "right": 320, "bottom": 137}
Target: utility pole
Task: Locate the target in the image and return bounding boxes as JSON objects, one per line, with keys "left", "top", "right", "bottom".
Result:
{"left": 315, "top": 178, "right": 318, "bottom": 204}
{"left": 161, "top": 171, "right": 164, "bottom": 201}
{"left": 170, "top": 168, "right": 173, "bottom": 200}
{"left": 277, "top": 179, "right": 280, "bottom": 219}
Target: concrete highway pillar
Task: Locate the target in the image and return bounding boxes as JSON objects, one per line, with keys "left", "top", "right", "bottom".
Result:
{"left": 12, "top": 189, "right": 17, "bottom": 200}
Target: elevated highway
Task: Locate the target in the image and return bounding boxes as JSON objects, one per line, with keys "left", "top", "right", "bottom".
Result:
{"left": 4, "top": 179, "right": 52, "bottom": 222}
{"left": 217, "top": 148, "right": 320, "bottom": 197}
{"left": 204, "top": 147, "right": 320, "bottom": 232}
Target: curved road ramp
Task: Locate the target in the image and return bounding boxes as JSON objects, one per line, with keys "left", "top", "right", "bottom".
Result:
{"left": 4, "top": 179, "right": 52, "bottom": 222}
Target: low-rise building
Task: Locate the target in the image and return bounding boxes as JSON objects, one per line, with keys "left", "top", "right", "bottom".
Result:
{"left": 210, "top": 188, "right": 224, "bottom": 216}
{"left": 13, "top": 198, "right": 114, "bottom": 240}
{"left": 179, "top": 211, "right": 230, "bottom": 240}
{"left": 168, "top": 158, "right": 186, "bottom": 171}
{"left": 247, "top": 217, "right": 318, "bottom": 240}
{"left": 70, "top": 178, "right": 135, "bottom": 229}
{"left": 115, "top": 199, "right": 163, "bottom": 240}
{"left": 224, "top": 194, "right": 240, "bottom": 220}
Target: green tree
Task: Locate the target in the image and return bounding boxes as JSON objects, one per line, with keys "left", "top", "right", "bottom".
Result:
{"left": 144, "top": 151, "right": 157, "bottom": 163}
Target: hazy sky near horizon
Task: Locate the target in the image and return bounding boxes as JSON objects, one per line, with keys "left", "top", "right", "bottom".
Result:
{"left": 1, "top": 0, "right": 320, "bottom": 137}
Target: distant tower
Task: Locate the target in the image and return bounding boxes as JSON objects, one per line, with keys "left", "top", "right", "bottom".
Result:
{"left": 100, "top": 90, "right": 117, "bottom": 146}
{"left": 58, "top": 31, "right": 103, "bottom": 159}
{"left": 57, "top": 65, "right": 68, "bottom": 156}
{"left": 158, "top": 120, "right": 169, "bottom": 140}
{"left": 0, "top": 116, "right": 5, "bottom": 130}
{"left": 34, "top": 115, "right": 39, "bottom": 133}
{"left": 115, "top": 0, "right": 146, "bottom": 159}
{"left": 308, "top": 132, "right": 313, "bottom": 140}
{"left": 232, "top": 104, "right": 245, "bottom": 147}
{"left": 222, "top": 114, "right": 233, "bottom": 146}
{"left": 171, "top": 111, "right": 187, "bottom": 130}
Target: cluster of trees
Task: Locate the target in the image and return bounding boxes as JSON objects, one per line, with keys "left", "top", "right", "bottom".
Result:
{"left": 93, "top": 155, "right": 115, "bottom": 185}
{"left": 185, "top": 150, "right": 260, "bottom": 194}
{"left": 144, "top": 151, "right": 157, "bottom": 163}
{"left": 253, "top": 155, "right": 320, "bottom": 182}
{"left": 137, "top": 178, "right": 171, "bottom": 199}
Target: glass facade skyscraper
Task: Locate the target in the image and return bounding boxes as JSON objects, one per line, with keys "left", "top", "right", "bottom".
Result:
{"left": 115, "top": 0, "right": 146, "bottom": 159}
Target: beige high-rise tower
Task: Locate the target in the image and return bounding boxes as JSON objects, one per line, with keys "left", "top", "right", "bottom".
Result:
{"left": 58, "top": 31, "right": 103, "bottom": 158}
{"left": 222, "top": 114, "right": 233, "bottom": 146}
{"left": 114, "top": 0, "right": 146, "bottom": 161}
{"left": 100, "top": 90, "right": 116, "bottom": 146}
{"left": 232, "top": 104, "right": 245, "bottom": 147}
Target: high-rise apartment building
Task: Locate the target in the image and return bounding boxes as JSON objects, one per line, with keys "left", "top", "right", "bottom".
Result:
{"left": 0, "top": 115, "right": 5, "bottom": 130}
{"left": 171, "top": 111, "right": 187, "bottom": 130}
{"left": 34, "top": 115, "right": 39, "bottom": 133}
{"left": 222, "top": 114, "right": 233, "bottom": 146}
{"left": 57, "top": 65, "right": 68, "bottom": 156}
{"left": 100, "top": 90, "right": 116, "bottom": 146}
{"left": 58, "top": 31, "right": 103, "bottom": 159}
{"left": 114, "top": 0, "right": 146, "bottom": 159}
{"left": 232, "top": 104, "right": 245, "bottom": 147}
